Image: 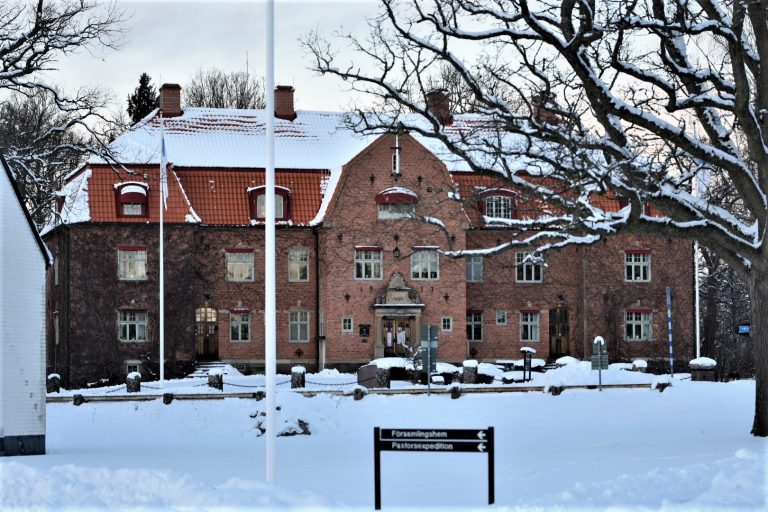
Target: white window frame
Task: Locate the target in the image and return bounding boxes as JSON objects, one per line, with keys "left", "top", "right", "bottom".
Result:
{"left": 516, "top": 252, "right": 542, "bottom": 283}
{"left": 496, "top": 309, "right": 507, "bottom": 325}
{"left": 288, "top": 249, "right": 310, "bottom": 282}
{"left": 256, "top": 193, "right": 284, "bottom": 219}
{"left": 118, "top": 311, "right": 147, "bottom": 342}
{"left": 342, "top": 316, "right": 354, "bottom": 333}
{"left": 520, "top": 312, "right": 540, "bottom": 342}
{"left": 118, "top": 249, "right": 147, "bottom": 281}
{"left": 441, "top": 316, "right": 453, "bottom": 332}
{"left": 485, "top": 195, "right": 513, "bottom": 219}
{"left": 467, "top": 312, "right": 483, "bottom": 342}
{"left": 411, "top": 250, "right": 439, "bottom": 280}
{"left": 289, "top": 310, "right": 310, "bottom": 343}
{"left": 122, "top": 203, "right": 144, "bottom": 216}
{"left": 355, "top": 249, "right": 383, "bottom": 280}
{"left": 230, "top": 312, "right": 250, "bottom": 342}
{"left": 125, "top": 360, "right": 141, "bottom": 375}
{"left": 319, "top": 310, "right": 325, "bottom": 337}
{"left": 625, "top": 311, "right": 652, "bottom": 341}
{"left": 466, "top": 255, "right": 483, "bottom": 283}
{"left": 226, "top": 251, "right": 254, "bottom": 282}
{"left": 625, "top": 252, "right": 652, "bottom": 282}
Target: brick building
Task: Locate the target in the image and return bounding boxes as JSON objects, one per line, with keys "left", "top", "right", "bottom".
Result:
{"left": 43, "top": 84, "right": 695, "bottom": 387}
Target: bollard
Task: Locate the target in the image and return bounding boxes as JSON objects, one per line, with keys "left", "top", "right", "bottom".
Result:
{"left": 254, "top": 391, "right": 266, "bottom": 401}
{"left": 47, "top": 373, "right": 61, "bottom": 393}
{"left": 73, "top": 394, "right": 85, "bottom": 406}
{"left": 162, "top": 393, "right": 174, "bottom": 405}
{"left": 656, "top": 382, "right": 671, "bottom": 393}
{"left": 548, "top": 385, "right": 563, "bottom": 396}
{"left": 353, "top": 387, "right": 365, "bottom": 401}
{"left": 450, "top": 384, "right": 462, "bottom": 399}
{"left": 462, "top": 360, "right": 478, "bottom": 384}
{"left": 208, "top": 369, "right": 224, "bottom": 391}
{"left": 126, "top": 372, "right": 141, "bottom": 393}
{"left": 291, "top": 366, "right": 306, "bottom": 389}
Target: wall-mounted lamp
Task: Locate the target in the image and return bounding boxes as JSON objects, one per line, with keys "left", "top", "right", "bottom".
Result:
{"left": 469, "top": 347, "right": 478, "bottom": 358}
{"left": 393, "top": 247, "right": 401, "bottom": 259}
{"left": 344, "top": 292, "right": 351, "bottom": 303}
{"left": 450, "top": 234, "right": 456, "bottom": 242}
{"left": 337, "top": 233, "right": 343, "bottom": 242}
{"left": 295, "top": 348, "right": 304, "bottom": 358}
{"left": 370, "top": 174, "right": 376, "bottom": 184}
{"left": 443, "top": 293, "right": 450, "bottom": 302}
{"left": 394, "top": 233, "right": 400, "bottom": 242}
{"left": 417, "top": 175, "right": 423, "bottom": 185}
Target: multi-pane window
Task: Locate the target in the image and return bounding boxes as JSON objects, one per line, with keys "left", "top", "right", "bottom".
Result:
{"left": 342, "top": 317, "right": 353, "bottom": 333}
{"left": 118, "top": 248, "right": 147, "bottom": 280}
{"left": 289, "top": 249, "right": 310, "bottom": 282}
{"left": 496, "top": 309, "right": 507, "bottom": 325}
{"left": 442, "top": 317, "right": 453, "bottom": 332}
{"left": 256, "top": 193, "right": 285, "bottom": 219}
{"left": 520, "top": 312, "right": 540, "bottom": 342}
{"left": 290, "top": 310, "right": 310, "bottom": 342}
{"left": 319, "top": 310, "right": 325, "bottom": 337}
{"left": 378, "top": 203, "right": 415, "bottom": 220}
{"left": 123, "top": 203, "right": 144, "bottom": 216}
{"left": 226, "top": 251, "right": 254, "bottom": 282}
{"left": 411, "top": 250, "right": 439, "bottom": 280}
{"left": 625, "top": 252, "right": 651, "bottom": 282}
{"left": 467, "top": 312, "right": 483, "bottom": 341}
{"left": 625, "top": 310, "right": 652, "bottom": 340}
{"left": 466, "top": 255, "right": 483, "bottom": 282}
{"left": 118, "top": 311, "right": 147, "bottom": 342}
{"left": 516, "top": 252, "right": 542, "bottom": 282}
{"left": 485, "top": 195, "right": 513, "bottom": 219}
{"left": 230, "top": 312, "right": 250, "bottom": 342}
{"left": 355, "top": 249, "right": 383, "bottom": 280}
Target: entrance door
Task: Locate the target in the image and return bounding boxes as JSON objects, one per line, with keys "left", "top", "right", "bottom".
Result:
{"left": 382, "top": 318, "right": 411, "bottom": 357}
{"left": 195, "top": 307, "right": 218, "bottom": 360}
{"left": 549, "top": 308, "right": 569, "bottom": 358}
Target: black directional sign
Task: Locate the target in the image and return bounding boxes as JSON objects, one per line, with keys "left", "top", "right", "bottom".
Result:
{"left": 374, "top": 427, "right": 494, "bottom": 509}
{"left": 379, "top": 428, "right": 488, "bottom": 442}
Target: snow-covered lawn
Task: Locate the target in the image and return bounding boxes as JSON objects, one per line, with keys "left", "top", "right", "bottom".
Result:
{"left": 2, "top": 370, "right": 766, "bottom": 510}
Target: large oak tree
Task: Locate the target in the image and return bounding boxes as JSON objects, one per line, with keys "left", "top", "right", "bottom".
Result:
{"left": 306, "top": 0, "right": 768, "bottom": 436}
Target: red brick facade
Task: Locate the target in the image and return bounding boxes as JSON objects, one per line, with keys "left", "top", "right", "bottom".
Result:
{"left": 45, "top": 132, "right": 695, "bottom": 387}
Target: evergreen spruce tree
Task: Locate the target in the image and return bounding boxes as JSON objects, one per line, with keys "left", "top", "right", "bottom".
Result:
{"left": 127, "top": 73, "right": 159, "bottom": 124}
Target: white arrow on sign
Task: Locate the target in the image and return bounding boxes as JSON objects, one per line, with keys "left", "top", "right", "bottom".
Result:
{"left": 477, "top": 431, "right": 486, "bottom": 440}
{"left": 477, "top": 443, "right": 486, "bottom": 452}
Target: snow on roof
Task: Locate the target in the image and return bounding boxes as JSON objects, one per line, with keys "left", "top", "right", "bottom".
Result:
{"left": 378, "top": 187, "right": 418, "bottom": 197}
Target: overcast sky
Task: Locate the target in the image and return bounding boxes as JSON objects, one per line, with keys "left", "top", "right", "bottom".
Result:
{"left": 54, "top": 0, "right": 380, "bottom": 114}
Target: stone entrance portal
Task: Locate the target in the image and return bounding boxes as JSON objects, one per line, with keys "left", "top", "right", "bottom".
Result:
{"left": 373, "top": 273, "right": 424, "bottom": 358}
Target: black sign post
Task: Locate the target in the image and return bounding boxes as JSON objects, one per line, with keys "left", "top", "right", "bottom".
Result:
{"left": 373, "top": 427, "right": 494, "bottom": 509}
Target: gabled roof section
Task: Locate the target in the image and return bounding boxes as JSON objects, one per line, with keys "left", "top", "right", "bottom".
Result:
{"left": 1, "top": 151, "right": 52, "bottom": 265}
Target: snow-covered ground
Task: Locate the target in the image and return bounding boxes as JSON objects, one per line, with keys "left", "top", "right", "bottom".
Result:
{"left": 2, "top": 365, "right": 766, "bottom": 511}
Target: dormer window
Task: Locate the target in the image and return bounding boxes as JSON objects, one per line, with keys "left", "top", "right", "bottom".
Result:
{"left": 376, "top": 187, "right": 417, "bottom": 220}
{"left": 248, "top": 185, "right": 291, "bottom": 222}
{"left": 115, "top": 183, "right": 149, "bottom": 218}
{"left": 478, "top": 189, "right": 516, "bottom": 222}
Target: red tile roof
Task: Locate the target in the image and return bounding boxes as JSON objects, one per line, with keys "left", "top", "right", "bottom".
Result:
{"left": 84, "top": 164, "right": 328, "bottom": 226}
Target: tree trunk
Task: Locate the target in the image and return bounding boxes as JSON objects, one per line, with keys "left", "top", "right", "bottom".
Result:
{"left": 748, "top": 273, "right": 768, "bottom": 436}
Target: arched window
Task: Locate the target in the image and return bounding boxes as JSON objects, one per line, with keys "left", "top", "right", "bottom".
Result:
{"left": 376, "top": 187, "right": 418, "bottom": 220}
{"left": 248, "top": 185, "right": 291, "bottom": 222}
{"left": 115, "top": 183, "right": 149, "bottom": 217}
{"left": 478, "top": 189, "right": 516, "bottom": 221}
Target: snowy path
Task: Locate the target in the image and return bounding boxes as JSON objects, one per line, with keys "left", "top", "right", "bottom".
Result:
{"left": 2, "top": 380, "right": 765, "bottom": 510}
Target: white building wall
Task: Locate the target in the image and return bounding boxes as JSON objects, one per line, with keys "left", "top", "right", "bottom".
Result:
{"left": 0, "top": 165, "right": 46, "bottom": 442}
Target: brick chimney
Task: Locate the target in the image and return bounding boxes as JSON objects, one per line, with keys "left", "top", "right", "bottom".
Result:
{"left": 275, "top": 85, "right": 296, "bottom": 121}
{"left": 426, "top": 89, "right": 453, "bottom": 126}
{"left": 159, "top": 83, "right": 182, "bottom": 117}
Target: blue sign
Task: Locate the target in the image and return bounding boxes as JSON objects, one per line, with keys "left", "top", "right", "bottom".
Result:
{"left": 738, "top": 323, "right": 750, "bottom": 335}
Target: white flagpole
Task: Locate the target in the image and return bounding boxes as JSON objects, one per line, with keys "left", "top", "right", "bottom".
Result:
{"left": 265, "top": 0, "right": 277, "bottom": 485}
{"left": 159, "top": 119, "right": 168, "bottom": 388}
